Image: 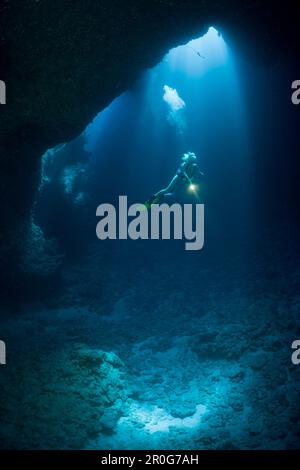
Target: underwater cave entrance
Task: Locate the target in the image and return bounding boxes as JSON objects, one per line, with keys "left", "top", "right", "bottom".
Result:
{"left": 26, "top": 26, "right": 250, "bottom": 270}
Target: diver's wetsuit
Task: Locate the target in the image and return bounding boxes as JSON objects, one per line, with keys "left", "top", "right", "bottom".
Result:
{"left": 176, "top": 161, "right": 197, "bottom": 182}
{"left": 145, "top": 157, "right": 202, "bottom": 208}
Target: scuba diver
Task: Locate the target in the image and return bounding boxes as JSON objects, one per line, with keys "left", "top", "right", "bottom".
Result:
{"left": 187, "top": 45, "right": 206, "bottom": 59}
{"left": 145, "top": 152, "right": 204, "bottom": 208}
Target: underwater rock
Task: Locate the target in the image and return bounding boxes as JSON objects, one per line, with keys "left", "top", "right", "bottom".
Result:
{"left": 100, "top": 407, "right": 123, "bottom": 433}
{"left": 0, "top": 345, "right": 128, "bottom": 449}
{"left": 20, "top": 215, "right": 63, "bottom": 276}
{"left": 38, "top": 143, "right": 90, "bottom": 213}
{"left": 246, "top": 351, "right": 268, "bottom": 371}
{"left": 61, "top": 163, "right": 86, "bottom": 196}
{"left": 169, "top": 403, "right": 198, "bottom": 420}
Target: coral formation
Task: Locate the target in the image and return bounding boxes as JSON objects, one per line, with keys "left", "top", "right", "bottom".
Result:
{"left": 20, "top": 213, "right": 63, "bottom": 276}
{"left": 0, "top": 345, "right": 128, "bottom": 449}
{"left": 1, "top": 239, "right": 299, "bottom": 449}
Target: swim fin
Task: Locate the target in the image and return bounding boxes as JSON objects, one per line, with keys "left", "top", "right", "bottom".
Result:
{"left": 144, "top": 194, "right": 162, "bottom": 208}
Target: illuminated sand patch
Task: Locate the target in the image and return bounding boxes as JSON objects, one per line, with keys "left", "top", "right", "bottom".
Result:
{"left": 119, "top": 402, "right": 207, "bottom": 434}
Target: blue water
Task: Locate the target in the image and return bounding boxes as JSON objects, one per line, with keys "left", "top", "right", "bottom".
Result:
{"left": 1, "top": 27, "right": 300, "bottom": 450}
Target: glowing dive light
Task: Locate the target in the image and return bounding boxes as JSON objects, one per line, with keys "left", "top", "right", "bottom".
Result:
{"left": 189, "top": 183, "right": 196, "bottom": 191}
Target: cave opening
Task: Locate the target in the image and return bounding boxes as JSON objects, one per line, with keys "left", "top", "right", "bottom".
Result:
{"left": 31, "top": 26, "right": 250, "bottom": 265}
